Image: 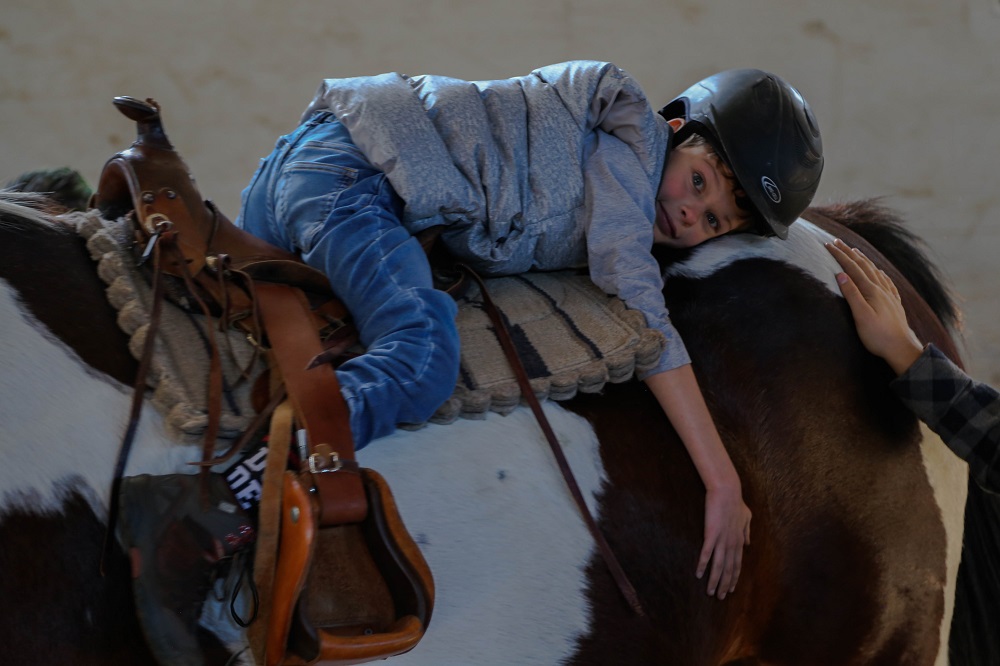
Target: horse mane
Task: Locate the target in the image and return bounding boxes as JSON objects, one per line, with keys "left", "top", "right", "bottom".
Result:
{"left": 0, "top": 190, "right": 69, "bottom": 230}
{"left": 4, "top": 167, "right": 91, "bottom": 211}
{"left": 1, "top": 167, "right": 92, "bottom": 231}
{"left": 808, "top": 199, "right": 961, "bottom": 333}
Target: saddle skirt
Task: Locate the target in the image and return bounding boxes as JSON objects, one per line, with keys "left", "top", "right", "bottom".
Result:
{"left": 64, "top": 209, "right": 665, "bottom": 441}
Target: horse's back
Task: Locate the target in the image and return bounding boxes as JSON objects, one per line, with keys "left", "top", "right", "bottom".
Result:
{"left": 0, "top": 199, "right": 981, "bottom": 665}
{"left": 567, "top": 223, "right": 967, "bottom": 665}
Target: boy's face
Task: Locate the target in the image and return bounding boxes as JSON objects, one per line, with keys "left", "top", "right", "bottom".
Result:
{"left": 652, "top": 142, "right": 750, "bottom": 248}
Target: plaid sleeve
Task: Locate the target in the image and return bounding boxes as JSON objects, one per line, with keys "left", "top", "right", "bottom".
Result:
{"left": 891, "top": 344, "right": 1000, "bottom": 494}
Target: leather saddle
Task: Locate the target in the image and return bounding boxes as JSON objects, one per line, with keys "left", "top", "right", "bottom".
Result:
{"left": 92, "top": 96, "right": 434, "bottom": 665}
{"left": 92, "top": 97, "right": 334, "bottom": 323}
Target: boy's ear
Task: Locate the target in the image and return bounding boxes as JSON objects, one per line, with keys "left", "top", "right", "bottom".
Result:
{"left": 666, "top": 118, "right": 685, "bottom": 133}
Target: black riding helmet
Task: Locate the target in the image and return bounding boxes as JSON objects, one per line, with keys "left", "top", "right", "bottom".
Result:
{"left": 658, "top": 69, "right": 823, "bottom": 239}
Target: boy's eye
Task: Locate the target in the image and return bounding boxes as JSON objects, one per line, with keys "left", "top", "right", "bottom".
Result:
{"left": 692, "top": 172, "right": 704, "bottom": 190}
{"left": 707, "top": 212, "right": 720, "bottom": 230}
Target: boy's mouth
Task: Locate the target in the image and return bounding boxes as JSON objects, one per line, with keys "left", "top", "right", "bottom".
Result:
{"left": 658, "top": 202, "right": 677, "bottom": 239}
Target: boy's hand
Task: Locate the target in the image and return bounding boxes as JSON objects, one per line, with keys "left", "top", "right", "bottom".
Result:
{"left": 643, "top": 366, "right": 751, "bottom": 600}
{"left": 826, "top": 239, "right": 924, "bottom": 375}
{"left": 698, "top": 482, "right": 751, "bottom": 600}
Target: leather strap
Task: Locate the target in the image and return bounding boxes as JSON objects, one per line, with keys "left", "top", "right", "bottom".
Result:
{"left": 101, "top": 228, "right": 230, "bottom": 572}
{"left": 100, "top": 229, "right": 170, "bottom": 575}
{"left": 168, "top": 240, "right": 225, "bottom": 473}
{"left": 460, "top": 266, "right": 646, "bottom": 617}
{"left": 248, "top": 398, "right": 295, "bottom": 663}
{"left": 267, "top": 472, "right": 317, "bottom": 666}
{"left": 255, "top": 282, "right": 367, "bottom": 526}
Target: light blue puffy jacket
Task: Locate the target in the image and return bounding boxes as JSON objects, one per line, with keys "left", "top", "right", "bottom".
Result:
{"left": 302, "top": 60, "right": 690, "bottom": 374}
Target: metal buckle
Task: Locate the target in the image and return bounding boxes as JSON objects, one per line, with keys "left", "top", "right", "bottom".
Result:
{"left": 143, "top": 211, "right": 172, "bottom": 235}
{"left": 137, "top": 215, "right": 174, "bottom": 266}
{"left": 308, "top": 444, "right": 343, "bottom": 474}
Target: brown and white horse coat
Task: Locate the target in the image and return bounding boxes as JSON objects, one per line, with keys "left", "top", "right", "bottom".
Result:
{"left": 0, "top": 195, "right": 986, "bottom": 665}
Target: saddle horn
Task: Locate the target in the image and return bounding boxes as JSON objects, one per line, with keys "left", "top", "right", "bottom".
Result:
{"left": 112, "top": 96, "right": 173, "bottom": 149}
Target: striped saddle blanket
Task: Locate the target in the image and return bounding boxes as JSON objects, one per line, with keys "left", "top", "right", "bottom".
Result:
{"left": 435, "top": 271, "right": 664, "bottom": 422}
{"left": 69, "top": 209, "right": 663, "bottom": 438}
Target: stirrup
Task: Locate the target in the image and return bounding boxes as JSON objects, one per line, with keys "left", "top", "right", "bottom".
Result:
{"left": 266, "top": 469, "right": 433, "bottom": 665}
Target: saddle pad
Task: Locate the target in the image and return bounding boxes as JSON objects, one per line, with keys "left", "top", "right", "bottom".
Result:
{"left": 66, "top": 211, "right": 664, "bottom": 437}
{"left": 69, "top": 210, "right": 263, "bottom": 443}
{"left": 431, "top": 273, "right": 664, "bottom": 423}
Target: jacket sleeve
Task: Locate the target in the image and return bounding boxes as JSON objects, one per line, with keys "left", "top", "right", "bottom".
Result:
{"left": 582, "top": 130, "right": 690, "bottom": 378}
{"left": 891, "top": 344, "right": 1000, "bottom": 494}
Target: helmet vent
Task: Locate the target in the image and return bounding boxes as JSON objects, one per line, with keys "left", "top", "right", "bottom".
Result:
{"left": 792, "top": 122, "right": 822, "bottom": 170}
{"left": 752, "top": 76, "right": 778, "bottom": 112}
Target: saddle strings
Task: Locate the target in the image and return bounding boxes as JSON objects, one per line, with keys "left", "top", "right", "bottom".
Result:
{"left": 100, "top": 222, "right": 171, "bottom": 576}
{"left": 459, "top": 265, "right": 647, "bottom": 618}
{"left": 170, "top": 245, "right": 224, "bottom": 475}
{"left": 99, "top": 223, "right": 238, "bottom": 574}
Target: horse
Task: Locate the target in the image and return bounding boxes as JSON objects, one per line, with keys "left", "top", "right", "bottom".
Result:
{"left": 0, "top": 189, "right": 994, "bottom": 665}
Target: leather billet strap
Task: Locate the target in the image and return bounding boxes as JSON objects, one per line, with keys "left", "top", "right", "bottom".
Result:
{"left": 459, "top": 265, "right": 646, "bottom": 618}
{"left": 255, "top": 282, "right": 367, "bottom": 526}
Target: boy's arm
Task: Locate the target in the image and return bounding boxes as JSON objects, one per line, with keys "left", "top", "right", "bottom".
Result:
{"left": 644, "top": 365, "right": 751, "bottom": 600}
{"left": 579, "top": 133, "right": 748, "bottom": 596}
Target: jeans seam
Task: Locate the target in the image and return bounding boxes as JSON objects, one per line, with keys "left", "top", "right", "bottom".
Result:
{"left": 370, "top": 221, "right": 439, "bottom": 388}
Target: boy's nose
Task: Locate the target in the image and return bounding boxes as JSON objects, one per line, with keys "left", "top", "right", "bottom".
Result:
{"left": 680, "top": 204, "right": 701, "bottom": 226}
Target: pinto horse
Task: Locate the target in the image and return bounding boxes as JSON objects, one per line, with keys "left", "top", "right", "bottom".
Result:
{"left": 0, "top": 191, "right": 993, "bottom": 665}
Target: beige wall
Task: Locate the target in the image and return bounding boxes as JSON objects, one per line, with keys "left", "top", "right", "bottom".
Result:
{"left": 3, "top": 0, "right": 998, "bottom": 381}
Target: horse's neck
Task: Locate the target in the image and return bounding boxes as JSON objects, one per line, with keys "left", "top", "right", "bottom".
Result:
{"left": 804, "top": 209, "right": 962, "bottom": 368}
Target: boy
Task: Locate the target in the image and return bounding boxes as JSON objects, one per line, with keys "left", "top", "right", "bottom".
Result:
{"left": 236, "top": 62, "right": 824, "bottom": 599}
{"left": 828, "top": 239, "right": 1000, "bottom": 493}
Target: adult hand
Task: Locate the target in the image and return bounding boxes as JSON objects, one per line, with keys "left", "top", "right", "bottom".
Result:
{"left": 826, "top": 239, "right": 924, "bottom": 375}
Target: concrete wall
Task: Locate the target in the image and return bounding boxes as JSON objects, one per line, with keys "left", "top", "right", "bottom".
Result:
{"left": 3, "top": 0, "right": 998, "bottom": 381}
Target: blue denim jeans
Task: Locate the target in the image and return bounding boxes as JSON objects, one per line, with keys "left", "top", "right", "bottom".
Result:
{"left": 236, "top": 114, "right": 459, "bottom": 447}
